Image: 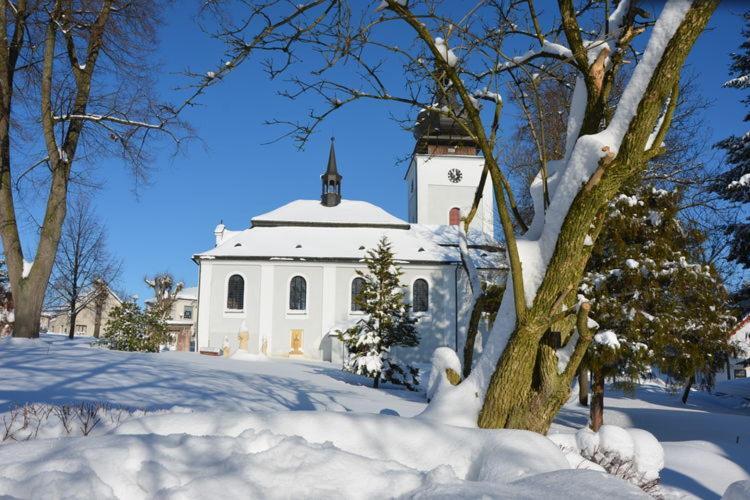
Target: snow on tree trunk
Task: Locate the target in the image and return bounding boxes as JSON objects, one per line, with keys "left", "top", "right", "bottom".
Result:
{"left": 422, "top": 0, "right": 713, "bottom": 430}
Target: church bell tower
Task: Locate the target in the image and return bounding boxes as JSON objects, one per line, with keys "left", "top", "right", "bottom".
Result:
{"left": 321, "top": 137, "right": 342, "bottom": 207}
{"left": 406, "top": 75, "right": 495, "bottom": 237}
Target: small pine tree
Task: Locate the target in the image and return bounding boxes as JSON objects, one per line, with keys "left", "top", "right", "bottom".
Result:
{"left": 582, "top": 183, "right": 737, "bottom": 429}
{"left": 104, "top": 300, "right": 171, "bottom": 352}
{"left": 339, "top": 237, "right": 419, "bottom": 388}
{"left": 714, "top": 11, "right": 750, "bottom": 268}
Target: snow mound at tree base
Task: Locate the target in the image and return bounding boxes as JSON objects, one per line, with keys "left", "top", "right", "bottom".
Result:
{"left": 0, "top": 410, "right": 648, "bottom": 499}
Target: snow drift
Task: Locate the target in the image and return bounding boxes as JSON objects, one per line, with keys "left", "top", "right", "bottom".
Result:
{"left": 0, "top": 410, "right": 648, "bottom": 499}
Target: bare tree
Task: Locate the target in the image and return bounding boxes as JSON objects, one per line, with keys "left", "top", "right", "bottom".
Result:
{"left": 144, "top": 272, "right": 183, "bottom": 321}
{"left": 46, "top": 196, "right": 120, "bottom": 339}
{"left": 0, "top": 0, "right": 196, "bottom": 338}
{"left": 199, "top": 0, "right": 716, "bottom": 431}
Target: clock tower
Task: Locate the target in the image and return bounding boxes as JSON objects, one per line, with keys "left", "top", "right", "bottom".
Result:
{"left": 405, "top": 84, "right": 495, "bottom": 238}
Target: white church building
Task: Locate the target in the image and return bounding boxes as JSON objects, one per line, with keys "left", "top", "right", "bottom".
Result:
{"left": 193, "top": 105, "right": 506, "bottom": 364}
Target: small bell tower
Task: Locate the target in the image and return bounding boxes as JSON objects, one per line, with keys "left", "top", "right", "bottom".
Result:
{"left": 406, "top": 73, "right": 494, "bottom": 237}
{"left": 413, "top": 71, "right": 479, "bottom": 155}
{"left": 321, "top": 137, "right": 342, "bottom": 207}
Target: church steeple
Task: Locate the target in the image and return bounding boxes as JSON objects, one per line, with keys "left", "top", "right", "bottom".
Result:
{"left": 413, "top": 71, "right": 479, "bottom": 155}
{"left": 321, "top": 137, "right": 342, "bottom": 207}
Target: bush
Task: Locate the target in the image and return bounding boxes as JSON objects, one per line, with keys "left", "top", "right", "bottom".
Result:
{"left": 1, "top": 402, "right": 146, "bottom": 443}
{"left": 104, "top": 301, "right": 171, "bottom": 352}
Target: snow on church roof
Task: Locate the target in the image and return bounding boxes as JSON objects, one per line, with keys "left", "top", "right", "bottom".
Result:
{"left": 197, "top": 225, "right": 458, "bottom": 263}
{"left": 251, "top": 200, "right": 409, "bottom": 228}
{"left": 199, "top": 198, "right": 506, "bottom": 268}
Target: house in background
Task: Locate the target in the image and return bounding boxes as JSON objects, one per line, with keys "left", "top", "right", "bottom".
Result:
{"left": 722, "top": 313, "right": 750, "bottom": 380}
{"left": 165, "top": 287, "right": 198, "bottom": 351}
{"left": 47, "top": 286, "right": 122, "bottom": 337}
{"left": 146, "top": 287, "right": 198, "bottom": 351}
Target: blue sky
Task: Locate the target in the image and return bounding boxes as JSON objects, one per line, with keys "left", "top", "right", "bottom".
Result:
{"left": 21, "top": 2, "right": 750, "bottom": 301}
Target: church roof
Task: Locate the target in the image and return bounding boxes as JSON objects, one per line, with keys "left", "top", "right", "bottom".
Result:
{"left": 196, "top": 225, "right": 458, "bottom": 263}
{"left": 196, "top": 221, "right": 506, "bottom": 269}
{"left": 251, "top": 200, "right": 409, "bottom": 229}
{"left": 199, "top": 198, "right": 505, "bottom": 268}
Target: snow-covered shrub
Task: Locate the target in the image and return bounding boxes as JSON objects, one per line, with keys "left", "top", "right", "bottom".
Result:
{"left": 549, "top": 425, "right": 664, "bottom": 493}
{"left": 381, "top": 359, "right": 420, "bottom": 391}
{"left": 1, "top": 402, "right": 147, "bottom": 443}
{"left": 426, "top": 347, "right": 462, "bottom": 402}
{"left": 104, "top": 301, "right": 171, "bottom": 352}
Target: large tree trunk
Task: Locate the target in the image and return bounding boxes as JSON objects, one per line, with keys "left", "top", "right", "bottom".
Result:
{"left": 68, "top": 311, "right": 77, "bottom": 339}
{"left": 681, "top": 374, "right": 695, "bottom": 404}
{"left": 590, "top": 368, "right": 605, "bottom": 432}
{"left": 578, "top": 368, "right": 589, "bottom": 406}
{"left": 11, "top": 290, "right": 43, "bottom": 339}
{"left": 93, "top": 301, "right": 104, "bottom": 338}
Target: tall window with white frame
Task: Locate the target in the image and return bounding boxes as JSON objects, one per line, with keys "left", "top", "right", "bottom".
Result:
{"left": 413, "top": 278, "right": 429, "bottom": 313}
{"left": 227, "top": 274, "right": 244, "bottom": 310}
{"left": 351, "top": 277, "right": 365, "bottom": 312}
{"left": 289, "top": 276, "right": 307, "bottom": 311}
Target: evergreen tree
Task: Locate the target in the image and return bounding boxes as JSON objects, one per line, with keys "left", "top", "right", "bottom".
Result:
{"left": 732, "top": 282, "right": 750, "bottom": 316}
{"left": 104, "top": 300, "right": 170, "bottom": 353}
{"left": 714, "top": 11, "right": 750, "bottom": 268}
{"left": 339, "top": 237, "right": 419, "bottom": 389}
{"left": 582, "top": 182, "right": 737, "bottom": 429}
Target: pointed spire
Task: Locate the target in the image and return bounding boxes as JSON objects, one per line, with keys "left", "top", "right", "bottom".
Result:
{"left": 326, "top": 136, "right": 339, "bottom": 176}
{"left": 321, "top": 136, "right": 342, "bottom": 207}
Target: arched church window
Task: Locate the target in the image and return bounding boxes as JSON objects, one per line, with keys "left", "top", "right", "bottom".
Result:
{"left": 227, "top": 275, "right": 244, "bottom": 310}
{"left": 289, "top": 276, "right": 307, "bottom": 311}
{"left": 449, "top": 207, "right": 461, "bottom": 226}
{"left": 413, "top": 279, "right": 429, "bottom": 313}
{"left": 351, "top": 277, "right": 366, "bottom": 312}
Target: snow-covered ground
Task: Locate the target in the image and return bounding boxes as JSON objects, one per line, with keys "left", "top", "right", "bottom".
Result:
{"left": 0, "top": 335, "right": 424, "bottom": 416}
{"left": 0, "top": 335, "right": 748, "bottom": 498}
{"left": 553, "top": 383, "right": 750, "bottom": 498}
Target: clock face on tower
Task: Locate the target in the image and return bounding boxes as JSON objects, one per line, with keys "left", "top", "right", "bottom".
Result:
{"left": 447, "top": 168, "right": 463, "bottom": 183}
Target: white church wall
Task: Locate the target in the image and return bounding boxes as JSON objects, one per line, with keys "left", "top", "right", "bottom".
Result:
{"left": 197, "top": 257, "right": 470, "bottom": 365}
{"left": 270, "top": 263, "right": 325, "bottom": 357}
{"left": 196, "top": 260, "right": 212, "bottom": 350}
{"left": 428, "top": 184, "right": 482, "bottom": 225}
{"left": 257, "top": 264, "right": 276, "bottom": 354}
{"left": 390, "top": 264, "right": 461, "bottom": 366}
{"left": 407, "top": 154, "right": 494, "bottom": 237}
{"left": 198, "top": 260, "right": 264, "bottom": 352}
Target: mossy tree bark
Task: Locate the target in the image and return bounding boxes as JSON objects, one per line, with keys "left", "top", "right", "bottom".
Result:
{"left": 475, "top": 2, "right": 717, "bottom": 432}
